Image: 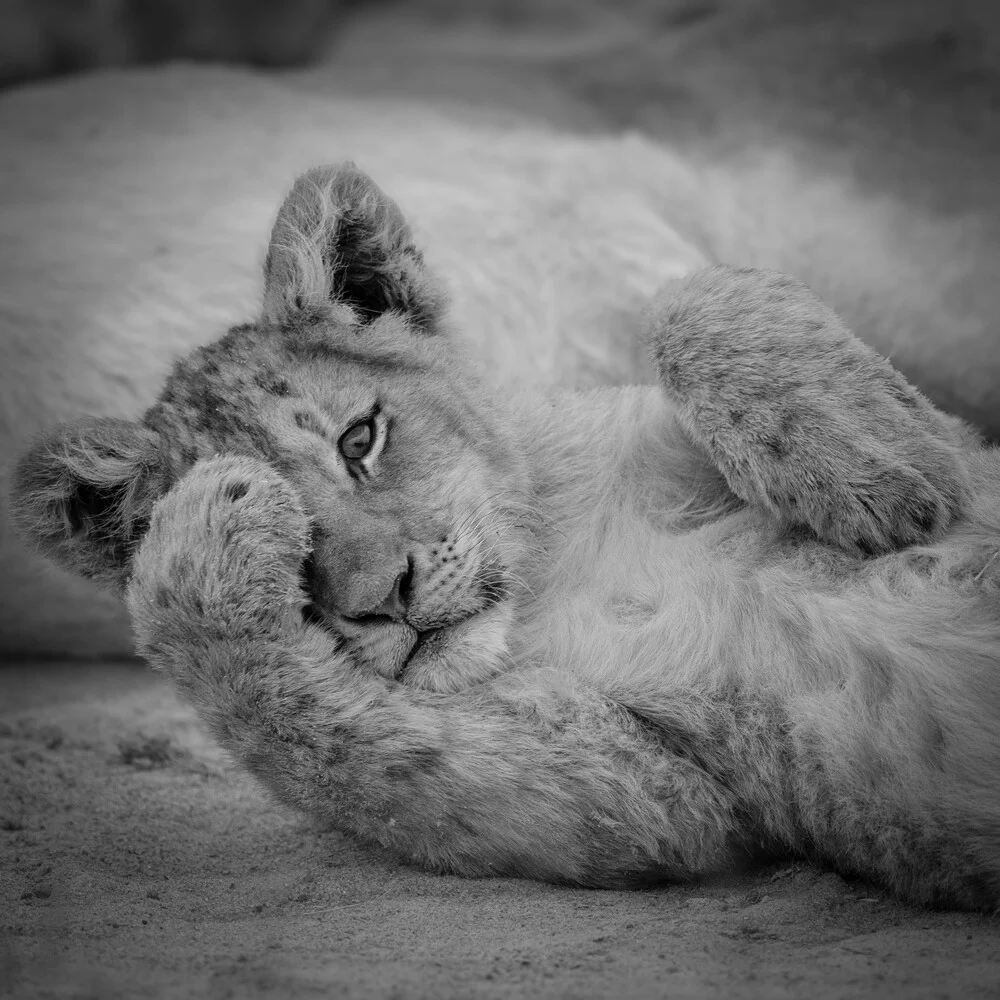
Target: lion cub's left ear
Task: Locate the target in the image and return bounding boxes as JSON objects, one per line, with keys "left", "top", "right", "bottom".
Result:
{"left": 262, "top": 162, "right": 447, "bottom": 333}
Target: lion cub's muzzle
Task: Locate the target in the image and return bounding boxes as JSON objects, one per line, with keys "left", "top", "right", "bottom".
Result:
{"left": 300, "top": 541, "right": 511, "bottom": 683}
{"left": 302, "top": 549, "right": 427, "bottom": 630}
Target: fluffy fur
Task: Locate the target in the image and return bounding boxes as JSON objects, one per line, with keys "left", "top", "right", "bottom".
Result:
{"left": 11, "top": 164, "right": 1000, "bottom": 910}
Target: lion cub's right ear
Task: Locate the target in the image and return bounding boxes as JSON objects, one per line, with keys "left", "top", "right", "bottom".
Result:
{"left": 262, "top": 161, "right": 447, "bottom": 333}
{"left": 10, "top": 418, "right": 166, "bottom": 591}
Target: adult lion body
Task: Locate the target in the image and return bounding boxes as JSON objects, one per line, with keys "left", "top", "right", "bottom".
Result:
{"left": 3, "top": 40, "right": 1000, "bottom": 658}
{"left": 12, "top": 165, "right": 1000, "bottom": 909}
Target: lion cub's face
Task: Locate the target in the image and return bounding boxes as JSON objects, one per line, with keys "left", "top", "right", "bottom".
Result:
{"left": 147, "top": 310, "right": 532, "bottom": 684}
{"left": 11, "top": 164, "right": 534, "bottom": 689}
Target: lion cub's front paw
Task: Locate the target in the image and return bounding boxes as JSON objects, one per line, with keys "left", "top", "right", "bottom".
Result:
{"left": 794, "top": 454, "right": 967, "bottom": 557}
{"left": 648, "top": 266, "right": 972, "bottom": 555}
{"left": 127, "top": 456, "right": 311, "bottom": 653}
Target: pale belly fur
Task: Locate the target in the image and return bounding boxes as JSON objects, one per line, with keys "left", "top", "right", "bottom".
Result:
{"left": 510, "top": 385, "right": 999, "bottom": 778}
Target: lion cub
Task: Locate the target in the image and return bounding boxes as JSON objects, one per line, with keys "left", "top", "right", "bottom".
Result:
{"left": 12, "top": 164, "right": 1000, "bottom": 910}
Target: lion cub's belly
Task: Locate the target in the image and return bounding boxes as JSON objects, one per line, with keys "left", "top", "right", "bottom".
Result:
{"left": 517, "top": 501, "right": 860, "bottom": 691}
{"left": 512, "top": 385, "right": 995, "bottom": 695}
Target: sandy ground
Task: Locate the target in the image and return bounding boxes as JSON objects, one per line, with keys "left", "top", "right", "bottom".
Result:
{"left": 2, "top": 662, "right": 998, "bottom": 999}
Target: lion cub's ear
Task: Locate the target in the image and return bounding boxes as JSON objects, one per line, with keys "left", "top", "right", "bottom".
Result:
{"left": 10, "top": 418, "right": 166, "bottom": 591}
{"left": 262, "top": 162, "right": 447, "bottom": 333}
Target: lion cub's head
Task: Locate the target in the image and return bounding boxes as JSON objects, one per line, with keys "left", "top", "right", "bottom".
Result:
{"left": 12, "top": 164, "right": 535, "bottom": 687}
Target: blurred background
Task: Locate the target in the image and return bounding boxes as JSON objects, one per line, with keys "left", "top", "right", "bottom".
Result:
{"left": 5, "top": 0, "right": 997, "bottom": 359}
{"left": 4, "top": 1, "right": 1000, "bottom": 178}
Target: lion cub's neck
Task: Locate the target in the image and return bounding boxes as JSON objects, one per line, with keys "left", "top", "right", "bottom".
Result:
{"left": 509, "top": 385, "right": 731, "bottom": 547}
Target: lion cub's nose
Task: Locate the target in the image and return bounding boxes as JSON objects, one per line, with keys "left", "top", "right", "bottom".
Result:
{"left": 369, "top": 567, "right": 410, "bottom": 620}
{"left": 347, "top": 557, "right": 414, "bottom": 623}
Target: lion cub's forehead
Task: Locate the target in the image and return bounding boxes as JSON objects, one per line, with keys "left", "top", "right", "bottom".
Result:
{"left": 145, "top": 318, "right": 461, "bottom": 462}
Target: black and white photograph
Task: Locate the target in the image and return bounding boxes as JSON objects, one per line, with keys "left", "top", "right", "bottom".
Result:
{"left": 2, "top": 1, "right": 999, "bottom": 997}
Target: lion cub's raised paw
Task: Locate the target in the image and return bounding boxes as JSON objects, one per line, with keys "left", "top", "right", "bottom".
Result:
{"left": 647, "top": 266, "right": 972, "bottom": 556}
{"left": 127, "top": 456, "right": 312, "bottom": 653}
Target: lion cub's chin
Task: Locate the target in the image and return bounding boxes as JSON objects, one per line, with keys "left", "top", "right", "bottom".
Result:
{"left": 401, "top": 600, "right": 516, "bottom": 692}
{"left": 336, "top": 600, "right": 515, "bottom": 692}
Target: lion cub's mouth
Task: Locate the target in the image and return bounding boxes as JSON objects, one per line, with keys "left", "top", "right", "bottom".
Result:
{"left": 300, "top": 555, "right": 513, "bottom": 686}
{"left": 403, "top": 625, "right": 444, "bottom": 668}
{"left": 301, "top": 599, "right": 463, "bottom": 681}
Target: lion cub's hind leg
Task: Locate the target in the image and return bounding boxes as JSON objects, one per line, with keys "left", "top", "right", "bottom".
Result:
{"left": 646, "top": 266, "right": 972, "bottom": 556}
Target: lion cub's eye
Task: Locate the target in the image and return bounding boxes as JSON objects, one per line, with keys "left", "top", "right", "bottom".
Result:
{"left": 339, "top": 418, "right": 376, "bottom": 460}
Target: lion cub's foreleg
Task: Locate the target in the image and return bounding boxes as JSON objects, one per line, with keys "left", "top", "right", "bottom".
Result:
{"left": 126, "top": 456, "right": 756, "bottom": 886}
{"left": 646, "top": 266, "right": 972, "bottom": 555}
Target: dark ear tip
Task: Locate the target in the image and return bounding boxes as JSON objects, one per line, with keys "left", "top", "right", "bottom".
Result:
{"left": 266, "top": 161, "right": 408, "bottom": 270}
{"left": 9, "top": 426, "right": 74, "bottom": 529}
{"left": 287, "top": 162, "right": 409, "bottom": 235}
{"left": 289, "top": 161, "right": 383, "bottom": 205}
{"left": 8, "top": 446, "right": 74, "bottom": 578}
{"left": 295, "top": 160, "right": 374, "bottom": 192}
{"left": 297, "top": 160, "right": 362, "bottom": 186}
